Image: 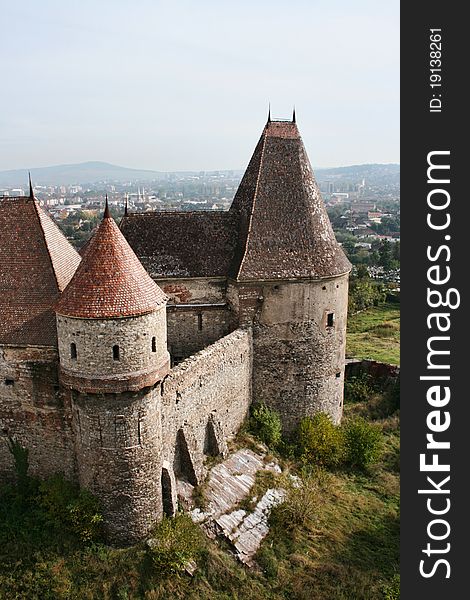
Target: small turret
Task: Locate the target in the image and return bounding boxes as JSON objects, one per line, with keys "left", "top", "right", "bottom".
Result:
{"left": 55, "top": 200, "right": 169, "bottom": 393}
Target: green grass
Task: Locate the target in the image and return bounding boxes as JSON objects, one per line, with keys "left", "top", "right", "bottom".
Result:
{"left": 347, "top": 303, "right": 400, "bottom": 365}
{"left": 0, "top": 393, "right": 399, "bottom": 600}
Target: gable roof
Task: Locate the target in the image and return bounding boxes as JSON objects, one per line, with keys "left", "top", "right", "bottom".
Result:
{"left": 120, "top": 211, "right": 238, "bottom": 278}
{"left": 56, "top": 209, "right": 167, "bottom": 319}
{"left": 0, "top": 196, "right": 81, "bottom": 346}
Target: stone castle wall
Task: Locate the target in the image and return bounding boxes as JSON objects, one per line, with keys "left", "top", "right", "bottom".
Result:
{"left": 229, "top": 275, "right": 349, "bottom": 433}
{"left": 0, "top": 345, "right": 76, "bottom": 481}
{"left": 57, "top": 308, "right": 168, "bottom": 378}
{"left": 161, "top": 327, "right": 252, "bottom": 486}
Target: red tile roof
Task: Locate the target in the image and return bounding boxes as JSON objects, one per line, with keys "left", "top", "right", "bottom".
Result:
{"left": 0, "top": 196, "right": 81, "bottom": 346}
{"left": 56, "top": 211, "right": 167, "bottom": 318}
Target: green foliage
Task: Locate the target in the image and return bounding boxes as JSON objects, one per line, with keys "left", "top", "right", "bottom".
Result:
{"left": 345, "top": 374, "right": 375, "bottom": 403}
{"left": 271, "top": 474, "right": 322, "bottom": 531}
{"left": 38, "top": 475, "right": 103, "bottom": 542}
{"left": 297, "top": 413, "right": 344, "bottom": 468}
{"left": 147, "top": 514, "right": 203, "bottom": 576}
{"left": 349, "top": 277, "right": 387, "bottom": 314}
{"left": 250, "top": 403, "right": 282, "bottom": 448}
{"left": 382, "top": 574, "right": 400, "bottom": 599}
{"left": 7, "top": 437, "right": 29, "bottom": 486}
{"left": 344, "top": 417, "right": 383, "bottom": 469}
{"left": 346, "top": 302, "right": 400, "bottom": 365}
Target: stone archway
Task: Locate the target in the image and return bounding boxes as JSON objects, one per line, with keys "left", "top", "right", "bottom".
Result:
{"left": 173, "top": 428, "right": 197, "bottom": 485}
{"left": 161, "top": 461, "right": 177, "bottom": 517}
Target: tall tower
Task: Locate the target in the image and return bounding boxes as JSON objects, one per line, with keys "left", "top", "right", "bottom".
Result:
{"left": 55, "top": 201, "right": 169, "bottom": 544}
{"left": 228, "top": 116, "right": 351, "bottom": 433}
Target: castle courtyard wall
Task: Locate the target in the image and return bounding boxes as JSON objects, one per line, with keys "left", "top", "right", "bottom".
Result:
{"left": 0, "top": 345, "right": 76, "bottom": 481}
{"left": 161, "top": 327, "right": 252, "bottom": 485}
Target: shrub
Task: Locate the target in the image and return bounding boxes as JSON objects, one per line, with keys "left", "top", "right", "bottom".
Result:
{"left": 343, "top": 417, "right": 382, "bottom": 468}
{"left": 7, "top": 438, "right": 30, "bottom": 489}
{"left": 67, "top": 490, "right": 103, "bottom": 542}
{"left": 38, "top": 475, "right": 103, "bottom": 542}
{"left": 344, "top": 374, "right": 374, "bottom": 403}
{"left": 250, "top": 404, "right": 282, "bottom": 448}
{"left": 147, "top": 514, "right": 203, "bottom": 575}
{"left": 271, "top": 475, "right": 320, "bottom": 531}
{"left": 382, "top": 574, "right": 400, "bottom": 599}
{"left": 297, "top": 413, "right": 344, "bottom": 468}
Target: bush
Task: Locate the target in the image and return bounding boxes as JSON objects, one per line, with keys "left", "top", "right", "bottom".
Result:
{"left": 344, "top": 374, "right": 375, "bottom": 403}
{"left": 382, "top": 574, "right": 400, "bottom": 599}
{"left": 297, "top": 413, "right": 344, "bottom": 468}
{"left": 38, "top": 475, "right": 103, "bottom": 542}
{"left": 7, "top": 438, "right": 30, "bottom": 491}
{"left": 343, "top": 418, "right": 382, "bottom": 468}
{"left": 271, "top": 474, "right": 321, "bottom": 531}
{"left": 250, "top": 404, "right": 282, "bottom": 448}
{"left": 147, "top": 514, "right": 203, "bottom": 575}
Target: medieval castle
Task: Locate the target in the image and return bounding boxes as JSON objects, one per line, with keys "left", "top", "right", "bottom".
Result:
{"left": 0, "top": 116, "right": 351, "bottom": 544}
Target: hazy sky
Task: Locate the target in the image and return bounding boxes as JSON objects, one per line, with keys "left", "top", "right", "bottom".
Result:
{"left": 0, "top": 0, "right": 399, "bottom": 171}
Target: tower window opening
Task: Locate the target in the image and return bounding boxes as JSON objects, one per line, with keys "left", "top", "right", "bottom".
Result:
{"left": 198, "top": 313, "right": 203, "bottom": 331}
{"left": 70, "top": 342, "right": 77, "bottom": 360}
{"left": 4, "top": 378, "right": 14, "bottom": 386}
{"left": 336, "top": 372, "right": 341, "bottom": 378}
{"left": 327, "top": 312, "right": 335, "bottom": 327}
{"left": 152, "top": 336, "right": 157, "bottom": 352}
{"left": 113, "top": 345, "right": 120, "bottom": 361}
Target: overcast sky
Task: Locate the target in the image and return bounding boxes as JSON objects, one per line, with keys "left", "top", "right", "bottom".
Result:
{"left": 0, "top": 0, "right": 399, "bottom": 171}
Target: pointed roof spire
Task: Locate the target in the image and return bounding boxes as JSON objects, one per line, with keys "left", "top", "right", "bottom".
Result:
{"left": 56, "top": 209, "right": 167, "bottom": 319}
{"left": 267, "top": 103, "right": 271, "bottom": 123}
{"left": 292, "top": 106, "right": 296, "bottom": 123}
{"left": 28, "top": 172, "right": 34, "bottom": 198}
{"left": 104, "top": 194, "right": 110, "bottom": 219}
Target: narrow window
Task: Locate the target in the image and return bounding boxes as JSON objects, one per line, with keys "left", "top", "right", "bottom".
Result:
{"left": 327, "top": 312, "right": 335, "bottom": 327}
{"left": 152, "top": 336, "right": 157, "bottom": 352}
{"left": 70, "top": 342, "right": 77, "bottom": 360}
{"left": 4, "top": 378, "right": 14, "bottom": 386}
{"left": 113, "top": 345, "right": 120, "bottom": 361}
{"left": 197, "top": 313, "right": 203, "bottom": 331}
{"left": 336, "top": 372, "right": 341, "bottom": 378}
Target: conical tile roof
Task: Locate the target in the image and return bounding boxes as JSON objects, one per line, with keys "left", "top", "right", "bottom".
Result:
{"left": 0, "top": 196, "right": 81, "bottom": 345}
{"left": 229, "top": 120, "right": 351, "bottom": 280}
{"left": 56, "top": 208, "right": 167, "bottom": 318}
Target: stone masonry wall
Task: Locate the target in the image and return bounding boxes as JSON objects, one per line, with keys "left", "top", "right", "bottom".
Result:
{"left": 0, "top": 345, "right": 76, "bottom": 481}
{"left": 229, "top": 276, "right": 349, "bottom": 433}
{"left": 161, "top": 328, "right": 252, "bottom": 486}
{"left": 157, "top": 278, "right": 227, "bottom": 304}
{"left": 57, "top": 308, "right": 168, "bottom": 378}
{"left": 167, "top": 306, "right": 234, "bottom": 360}
{"left": 71, "top": 387, "right": 163, "bottom": 545}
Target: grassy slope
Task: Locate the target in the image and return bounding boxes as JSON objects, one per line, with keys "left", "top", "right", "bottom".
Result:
{"left": 346, "top": 303, "right": 400, "bottom": 365}
{"left": 0, "top": 397, "right": 399, "bottom": 600}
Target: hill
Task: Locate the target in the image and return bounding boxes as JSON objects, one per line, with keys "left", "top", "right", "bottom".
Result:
{"left": 0, "top": 162, "right": 399, "bottom": 187}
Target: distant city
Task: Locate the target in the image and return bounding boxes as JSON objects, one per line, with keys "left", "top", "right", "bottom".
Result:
{"left": 0, "top": 161, "right": 400, "bottom": 285}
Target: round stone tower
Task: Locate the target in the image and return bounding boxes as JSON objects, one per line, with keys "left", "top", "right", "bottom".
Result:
{"left": 228, "top": 116, "right": 351, "bottom": 434}
{"left": 55, "top": 200, "right": 169, "bottom": 544}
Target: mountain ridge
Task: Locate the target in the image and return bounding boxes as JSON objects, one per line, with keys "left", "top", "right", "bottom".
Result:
{"left": 0, "top": 161, "right": 400, "bottom": 187}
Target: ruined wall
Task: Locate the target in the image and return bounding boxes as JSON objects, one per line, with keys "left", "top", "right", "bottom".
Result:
{"left": 157, "top": 277, "right": 227, "bottom": 304}
{"left": 161, "top": 328, "right": 252, "bottom": 486}
{"left": 0, "top": 345, "right": 76, "bottom": 481}
{"left": 72, "top": 387, "right": 163, "bottom": 545}
{"left": 229, "top": 276, "right": 349, "bottom": 433}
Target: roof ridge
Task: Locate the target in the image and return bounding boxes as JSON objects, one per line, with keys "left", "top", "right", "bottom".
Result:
{"left": 31, "top": 200, "right": 61, "bottom": 294}
{"left": 235, "top": 125, "right": 268, "bottom": 280}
